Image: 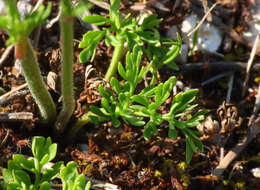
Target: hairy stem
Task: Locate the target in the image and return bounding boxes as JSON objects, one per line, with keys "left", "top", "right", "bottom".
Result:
{"left": 104, "top": 39, "right": 124, "bottom": 80}
{"left": 20, "top": 38, "right": 56, "bottom": 124}
{"left": 55, "top": 10, "right": 75, "bottom": 134}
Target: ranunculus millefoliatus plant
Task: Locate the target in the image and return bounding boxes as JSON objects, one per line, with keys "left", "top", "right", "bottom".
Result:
{"left": 78, "top": 0, "right": 181, "bottom": 81}
{"left": 76, "top": 46, "right": 208, "bottom": 164}
{"left": 0, "top": 0, "right": 56, "bottom": 124}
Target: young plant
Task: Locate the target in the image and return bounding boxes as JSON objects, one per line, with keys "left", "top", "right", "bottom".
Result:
{"left": 72, "top": 0, "right": 182, "bottom": 136}
{"left": 1, "top": 136, "right": 91, "bottom": 190}
{"left": 74, "top": 46, "right": 208, "bottom": 163}
{"left": 0, "top": 0, "right": 56, "bottom": 124}
{"left": 79, "top": 0, "right": 181, "bottom": 81}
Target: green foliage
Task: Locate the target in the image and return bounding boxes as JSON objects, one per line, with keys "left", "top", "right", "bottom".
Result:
{"left": 89, "top": 47, "right": 208, "bottom": 163}
{"left": 1, "top": 137, "right": 91, "bottom": 190}
{"left": 79, "top": 0, "right": 181, "bottom": 71}
{"left": 0, "top": 0, "right": 51, "bottom": 45}
{"left": 60, "top": 162, "right": 91, "bottom": 190}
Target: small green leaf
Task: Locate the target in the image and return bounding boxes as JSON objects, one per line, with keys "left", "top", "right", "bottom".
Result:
{"left": 168, "top": 124, "right": 178, "bottom": 140}
{"left": 123, "top": 115, "right": 145, "bottom": 126}
{"left": 162, "top": 34, "right": 182, "bottom": 65}
{"left": 90, "top": 106, "right": 107, "bottom": 117}
{"left": 83, "top": 15, "right": 109, "bottom": 25}
{"left": 118, "top": 62, "right": 126, "bottom": 79}
{"left": 186, "top": 139, "right": 194, "bottom": 164}
{"left": 110, "top": 0, "right": 120, "bottom": 13}
{"left": 106, "top": 34, "right": 122, "bottom": 46}
{"left": 110, "top": 77, "right": 121, "bottom": 94}
{"left": 131, "top": 95, "right": 149, "bottom": 107}
{"left": 141, "top": 14, "right": 162, "bottom": 29}
{"left": 112, "top": 117, "right": 121, "bottom": 128}
{"left": 60, "top": 161, "right": 78, "bottom": 182}
{"left": 12, "top": 170, "right": 31, "bottom": 188}
{"left": 12, "top": 154, "right": 34, "bottom": 172}
{"left": 79, "top": 46, "right": 93, "bottom": 63}
{"left": 39, "top": 182, "right": 52, "bottom": 190}
{"left": 85, "top": 181, "right": 92, "bottom": 190}
{"left": 3, "top": 169, "right": 13, "bottom": 183}
{"left": 143, "top": 123, "right": 158, "bottom": 140}
{"left": 101, "top": 98, "right": 112, "bottom": 113}
{"left": 41, "top": 161, "right": 63, "bottom": 182}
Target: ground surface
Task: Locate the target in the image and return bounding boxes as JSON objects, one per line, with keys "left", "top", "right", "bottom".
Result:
{"left": 0, "top": 0, "right": 260, "bottom": 189}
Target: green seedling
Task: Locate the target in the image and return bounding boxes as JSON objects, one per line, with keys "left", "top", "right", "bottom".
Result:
{"left": 79, "top": 0, "right": 181, "bottom": 81}
{"left": 1, "top": 136, "right": 91, "bottom": 190}
{"left": 74, "top": 46, "right": 208, "bottom": 163}
{"left": 0, "top": 0, "right": 56, "bottom": 124}
{"left": 72, "top": 0, "right": 181, "bottom": 136}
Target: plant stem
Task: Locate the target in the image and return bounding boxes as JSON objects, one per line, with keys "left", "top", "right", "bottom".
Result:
{"left": 55, "top": 11, "right": 75, "bottom": 134}
{"left": 20, "top": 38, "right": 56, "bottom": 124}
{"left": 104, "top": 39, "right": 124, "bottom": 80}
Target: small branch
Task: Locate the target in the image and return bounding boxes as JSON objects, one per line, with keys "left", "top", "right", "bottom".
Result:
{"left": 31, "top": 0, "right": 44, "bottom": 12}
{"left": 45, "top": 9, "right": 61, "bottom": 29}
{"left": 189, "top": 3, "right": 252, "bottom": 47}
{"left": 165, "top": 62, "right": 260, "bottom": 76}
{"left": 0, "top": 89, "right": 29, "bottom": 106}
{"left": 0, "top": 129, "right": 10, "bottom": 148}
{"left": 0, "top": 112, "right": 33, "bottom": 122}
{"left": 187, "top": 2, "right": 218, "bottom": 37}
{"left": 0, "top": 46, "right": 14, "bottom": 68}
{"left": 248, "top": 84, "right": 260, "bottom": 126}
{"left": 242, "top": 34, "right": 260, "bottom": 97}
{"left": 202, "top": 0, "right": 212, "bottom": 22}
{"left": 88, "top": 0, "right": 110, "bottom": 10}
{"left": 0, "top": 83, "right": 28, "bottom": 102}
{"left": 226, "top": 73, "right": 234, "bottom": 103}
{"left": 212, "top": 124, "right": 260, "bottom": 177}
{"left": 201, "top": 72, "right": 232, "bottom": 86}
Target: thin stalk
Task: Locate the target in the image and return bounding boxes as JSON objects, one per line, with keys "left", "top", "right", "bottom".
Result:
{"left": 20, "top": 38, "right": 56, "bottom": 124}
{"left": 55, "top": 11, "right": 75, "bottom": 134}
{"left": 104, "top": 39, "right": 124, "bottom": 80}
{"left": 71, "top": 39, "right": 124, "bottom": 137}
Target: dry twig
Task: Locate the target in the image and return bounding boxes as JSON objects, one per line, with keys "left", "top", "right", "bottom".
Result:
{"left": 0, "top": 83, "right": 28, "bottom": 103}
{"left": 187, "top": 2, "right": 218, "bottom": 37}
{"left": 0, "top": 112, "right": 33, "bottom": 122}
{"left": 248, "top": 84, "right": 260, "bottom": 126}
{"left": 0, "top": 46, "right": 14, "bottom": 68}
{"left": 212, "top": 124, "right": 260, "bottom": 177}
{"left": 242, "top": 34, "right": 260, "bottom": 97}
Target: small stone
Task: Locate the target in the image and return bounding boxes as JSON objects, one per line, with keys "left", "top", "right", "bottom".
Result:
{"left": 251, "top": 167, "right": 260, "bottom": 178}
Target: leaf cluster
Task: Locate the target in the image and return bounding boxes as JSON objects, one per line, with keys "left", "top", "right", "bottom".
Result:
{"left": 79, "top": 0, "right": 181, "bottom": 70}
{"left": 89, "top": 46, "right": 208, "bottom": 163}
{"left": 2, "top": 137, "right": 91, "bottom": 190}
{"left": 0, "top": 0, "right": 51, "bottom": 45}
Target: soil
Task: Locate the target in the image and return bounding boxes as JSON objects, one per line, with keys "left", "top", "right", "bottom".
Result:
{"left": 0, "top": 0, "right": 260, "bottom": 189}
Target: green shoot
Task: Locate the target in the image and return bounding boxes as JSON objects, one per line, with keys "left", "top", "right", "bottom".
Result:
{"left": 0, "top": 0, "right": 56, "bottom": 124}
